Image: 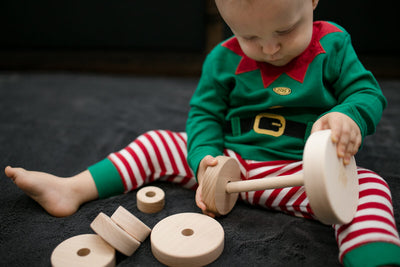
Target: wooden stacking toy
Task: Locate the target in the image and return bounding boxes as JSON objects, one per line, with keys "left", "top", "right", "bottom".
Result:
{"left": 136, "top": 186, "right": 165, "bottom": 213}
{"left": 51, "top": 206, "right": 151, "bottom": 267}
{"left": 151, "top": 213, "right": 224, "bottom": 267}
{"left": 201, "top": 130, "right": 359, "bottom": 225}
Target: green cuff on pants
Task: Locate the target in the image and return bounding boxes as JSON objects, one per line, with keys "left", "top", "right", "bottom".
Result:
{"left": 343, "top": 242, "right": 400, "bottom": 267}
{"left": 88, "top": 158, "right": 125, "bottom": 199}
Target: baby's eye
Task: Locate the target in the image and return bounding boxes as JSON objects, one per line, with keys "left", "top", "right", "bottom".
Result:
{"left": 276, "top": 25, "right": 296, "bottom": 35}
{"left": 242, "top": 36, "right": 258, "bottom": 41}
{"left": 276, "top": 29, "right": 292, "bottom": 35}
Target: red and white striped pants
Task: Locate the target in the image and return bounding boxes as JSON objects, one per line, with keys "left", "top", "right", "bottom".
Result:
{"left": 107, "top": 130, "right": 400, "bottom": 262}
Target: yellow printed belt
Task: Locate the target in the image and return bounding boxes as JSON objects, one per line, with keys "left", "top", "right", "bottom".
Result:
{"left": 225, "top": 113, "right": 307, "bottom": 139}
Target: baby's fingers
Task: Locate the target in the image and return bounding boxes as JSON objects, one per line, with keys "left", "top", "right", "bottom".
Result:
{"left": 334, "top": 127, "right": 361, "bottom": 165}
{"left": 344, "top": 133, "right": 361, "bottom": 164}
{"left": 334, "top": 127, "right": 349, "bottom": 157}
{"left": 195, "top": 184, "right": 216, "bottom": 218}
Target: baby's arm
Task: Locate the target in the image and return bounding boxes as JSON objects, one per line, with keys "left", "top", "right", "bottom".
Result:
{"left": 311, "top": 112, "right": 361, "bottom": 165}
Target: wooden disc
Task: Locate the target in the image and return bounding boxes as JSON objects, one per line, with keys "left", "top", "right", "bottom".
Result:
{"left": 151, "top": 213, "right": 224, "bottom": 267}
{"left": 51, "top": 234, "right": 116, "bottom": 267}
{"left": 90, "top": 212, "right": 141, "bottom": 256}
{"left": 201, "top": 156, "right": 241, "bottom": 216}
{"left": 111, "top": 206, "right": 151, "bottom": 242}
{"left": 303, "top": 130, "right": 358, "bottom": 225}
{"left": 136, "top": 186, "right": 165, "bottom": 213}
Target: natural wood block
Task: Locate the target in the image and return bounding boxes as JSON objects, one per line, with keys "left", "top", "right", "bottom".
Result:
{"left": 51, "top": 234, "right": 116, "bottom": 267}
{"left": 111, "top": 206, "right": 151, "bottom": 242}
{"left": 151, "top": 213, "right": 224, "bottom": 267}
{"left": 90, "top": 212, "right": 141, "bottom": 256}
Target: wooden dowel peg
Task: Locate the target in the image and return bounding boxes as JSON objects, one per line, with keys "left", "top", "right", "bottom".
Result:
{"left": 226, "top": 173, "right": 304, "bottom": 193}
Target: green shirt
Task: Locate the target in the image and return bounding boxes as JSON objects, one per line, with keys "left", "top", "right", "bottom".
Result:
{"left": 186, "top": 21, "right": 387, "bottom": 177}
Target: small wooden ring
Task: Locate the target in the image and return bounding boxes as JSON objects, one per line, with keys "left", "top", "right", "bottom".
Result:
{"left": 90, "top": 212, "right": 141, "bottom": 256}
{"left": 151, "top": 213, "right": 224, "bottom": 266}
{"left": 51, "top": 234, "right": 115, "bottom": 267}
{"left": 111, "top": 206, "right": 151, "bottom": 242}
{"left": 136, "top": 186, "right": 165, "bottom": 213}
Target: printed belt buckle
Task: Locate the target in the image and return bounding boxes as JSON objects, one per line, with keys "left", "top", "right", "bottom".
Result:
{"left": 253, "top": 113, "right": 286, "bottom": 137}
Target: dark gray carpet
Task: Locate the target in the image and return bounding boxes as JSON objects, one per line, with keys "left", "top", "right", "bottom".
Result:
{"left": 0, "top": 73, "right": 399, "bottom": 266}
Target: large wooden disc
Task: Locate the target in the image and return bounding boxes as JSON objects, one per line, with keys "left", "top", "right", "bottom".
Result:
{"left": 151, "top": 213, "right": 224, "bottom": 266}
{"left": 51, "top": 234, "right": 116, "bottom": 267}
{"left": 303, "top": 130, "right": 358, "bottom": 225}
{"left": 201, "top": 156, "right": 241, "bottom": 216}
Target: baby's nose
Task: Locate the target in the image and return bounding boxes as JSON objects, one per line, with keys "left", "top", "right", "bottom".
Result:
{"left": 261, "top": 41, "right": 280, "bottom": 56}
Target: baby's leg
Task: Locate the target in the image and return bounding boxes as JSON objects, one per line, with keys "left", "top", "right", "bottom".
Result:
{"left": 4, "top": 167, "right": 98, "bottom": 217}
{"left": 230, "top": 151, "right": 400, "bottom": 266}
{"left": 335, "top": 168, "right": 400, "bottom": 266}
{"left": 5, "top": 130, "right": 195, "bottom": 217}
{"left": 91, "top": 130, "right": 196, "bottom": 198}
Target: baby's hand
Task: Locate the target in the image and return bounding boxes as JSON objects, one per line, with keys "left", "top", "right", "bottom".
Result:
{"left": 195, "top": 155, "right": 219, "bottom": 217}
{"left": 311, "top": 112, "right": 361, "bottom": 165}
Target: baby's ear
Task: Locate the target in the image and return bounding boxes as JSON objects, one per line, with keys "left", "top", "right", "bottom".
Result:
{"left": 312, "top": 0, "right": 319, "bottom": 10}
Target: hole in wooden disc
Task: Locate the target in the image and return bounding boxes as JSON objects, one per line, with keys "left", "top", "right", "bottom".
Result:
{"left": 181, "top": 228, "right": 194, "bottom": 236}
{"left": 146, "top": 191, "right": 156, "bottom": 197}
{"left": 77, "top": 248, "right": 91, "bottom": 257}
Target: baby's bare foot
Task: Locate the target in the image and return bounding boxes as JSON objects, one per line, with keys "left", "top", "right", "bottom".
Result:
{"left": 5, "top": 166, "right": 82, "bottom": 217}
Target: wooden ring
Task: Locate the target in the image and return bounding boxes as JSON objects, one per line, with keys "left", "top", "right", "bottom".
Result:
{"left": 201, "top": 156, "right": 241, "bottom": 216}
{"left": 136, "top": 186, "right": 165, "bottom": 213}
{"left": 51, "top": 234, "right": 115, "bottom": 267}
{"left": 151, "top": 213, "right": 224, "bottom": 266}
{"left": 303, "top": 129, "right": 358, "bottom": 224}
{"left": 110, "top": 206, "right": 151, "bottom": 242}
{"left": 90, "top": 212, "right": 141, "bottom": 256}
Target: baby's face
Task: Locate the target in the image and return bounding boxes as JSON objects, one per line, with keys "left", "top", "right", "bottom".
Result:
{"left": 217, "top": 0, "right": 318, "bottom": 67}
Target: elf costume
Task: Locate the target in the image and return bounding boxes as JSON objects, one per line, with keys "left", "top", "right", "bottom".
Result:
{"left": 88, "top": 21, "right": 400, "bottom": 266}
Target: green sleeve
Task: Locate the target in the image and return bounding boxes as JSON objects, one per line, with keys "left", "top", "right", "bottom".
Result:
{"left": 186, "top": 49, "right": 232, "bottom": 178}
{"left": 323, "top": 32, "right": 387, "bottom": 139}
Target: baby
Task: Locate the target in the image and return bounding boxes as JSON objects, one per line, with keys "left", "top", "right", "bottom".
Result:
{"left": 5, "top": 0, "right": 400, "bottom": 266}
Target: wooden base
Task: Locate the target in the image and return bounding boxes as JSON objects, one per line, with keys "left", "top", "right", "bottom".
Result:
{"left": 51, "top": 234, "right": 116, "bottom": 267}
{"left": 303, "top": 130, "right": 358, "bottom": 224}
{"left": 151, "top": 213, "right": 224, "bottom": 266}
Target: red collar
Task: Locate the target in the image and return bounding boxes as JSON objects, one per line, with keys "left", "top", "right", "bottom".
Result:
{"left": 221, "top": 21, "right": 342, "bottom": 88}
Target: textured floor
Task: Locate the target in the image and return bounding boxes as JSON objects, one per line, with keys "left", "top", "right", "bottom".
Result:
{"left": 0, "top": 72, "right": 398, "bottom": 266}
